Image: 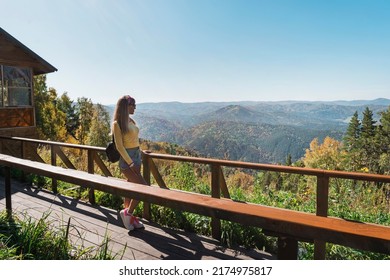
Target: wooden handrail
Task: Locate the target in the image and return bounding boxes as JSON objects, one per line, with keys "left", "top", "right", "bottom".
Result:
{"left": 143, "top": 151, "right": 390, "bottom": 183}
{"left": 0, "top": 136, "right": 105, "bottom": 151}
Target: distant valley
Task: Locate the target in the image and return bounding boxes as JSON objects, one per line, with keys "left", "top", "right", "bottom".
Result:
{"left": 105, "top": 98, "right": 390, "bottom": 164}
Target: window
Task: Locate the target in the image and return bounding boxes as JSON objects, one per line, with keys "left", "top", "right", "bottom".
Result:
{"left": 0, "top": 66, "right": 2, "bottom": 107}
{"left": 0, "top": 65, "right": 32, "bottom": 107}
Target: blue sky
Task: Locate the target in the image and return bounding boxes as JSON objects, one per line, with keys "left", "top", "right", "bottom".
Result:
{"left": 2, "top": 0, "right": 390, "bottom": 104}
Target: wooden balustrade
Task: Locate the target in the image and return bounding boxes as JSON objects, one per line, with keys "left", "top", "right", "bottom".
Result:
{"left": 1, "top": 135, "right": 390, "bottom": 259}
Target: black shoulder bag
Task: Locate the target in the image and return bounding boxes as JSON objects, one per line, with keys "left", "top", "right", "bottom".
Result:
{"left": 106, "top": 135, "right": 120, "bottom": 163}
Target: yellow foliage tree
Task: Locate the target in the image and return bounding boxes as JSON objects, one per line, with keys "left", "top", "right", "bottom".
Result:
{"left": 303, "top": 136, "right": 344, "bottom": 170}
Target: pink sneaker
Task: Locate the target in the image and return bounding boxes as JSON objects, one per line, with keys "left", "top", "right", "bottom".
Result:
{"left": 120, "top": 209, "right": 134, "bottom": 231}
{"left": 120, "top": 209, "right": 144, "bottom": 230}
{"left": 130, "top": 214, "right": 145, "bottom": 229}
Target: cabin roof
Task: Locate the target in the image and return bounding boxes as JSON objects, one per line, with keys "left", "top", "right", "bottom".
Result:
{"left": 0, "top": 27, "right": 57, "bottom": 75}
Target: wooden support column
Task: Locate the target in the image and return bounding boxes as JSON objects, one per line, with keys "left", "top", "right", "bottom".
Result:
{"left": 87, "top": 150, "right": 95, "bottom": 204}
{"left": 277, "top": 237, "right": 298, "bottom": 259}
{"left": 50, "top": 145, "right": 58, "bottom": 193}
{"left": 142, "top": 152, "right": 151, "bottom": 220}
{"left": 4, "top": 166, "right": 12, "bottom": 214}
{"left": 211, "top": 164, "right": 221, "bottom": 240}
{"left": 314, "top": 175, "right": 329, "bottom": 260}
{"left": 20, "top": 140, "right": 26, "bottom": 181}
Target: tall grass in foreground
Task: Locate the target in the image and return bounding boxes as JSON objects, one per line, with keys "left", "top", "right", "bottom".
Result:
{"left": 0, "top": 210, "right": 123, "bottom": 260}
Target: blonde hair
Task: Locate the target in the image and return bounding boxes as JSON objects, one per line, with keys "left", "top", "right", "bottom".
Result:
{"left": 112, "top": 95, "right": 135, "bottom": 134}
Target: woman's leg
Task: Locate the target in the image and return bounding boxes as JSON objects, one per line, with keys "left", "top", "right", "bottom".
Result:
{"left": 121, "top": 165, "right": 147, "bottom": 212}
{"left": 119, "top": 165, "right": 147, "bottom": 230}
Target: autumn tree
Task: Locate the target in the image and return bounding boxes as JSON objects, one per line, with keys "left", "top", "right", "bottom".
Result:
{"left": 75, "top": 97, "right": 94, "bottom": 145}
{"left": 33, "top": 75, "right": 66, "bottom": 141}
{"left": 86, "top": 103, "right": 111, "bottom": 147}
{"left": 303, "top": 136, "right": 344, "bottom": 170}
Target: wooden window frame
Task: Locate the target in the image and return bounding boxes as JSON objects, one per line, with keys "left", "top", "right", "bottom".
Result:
{"left": 0, "top": 64, "right": 33, "bottom": 108}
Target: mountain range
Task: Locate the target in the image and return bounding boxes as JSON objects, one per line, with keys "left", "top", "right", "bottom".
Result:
{"left": 105, "top": 98, "right": 390, "bottom": 164}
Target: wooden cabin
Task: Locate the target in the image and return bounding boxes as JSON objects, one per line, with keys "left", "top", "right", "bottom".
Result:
{"left": 0, "top": 27, "right": 57, "bottom": 157}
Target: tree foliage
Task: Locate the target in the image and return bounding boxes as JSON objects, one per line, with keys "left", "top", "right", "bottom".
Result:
{"left": 303, "top": 136, "right": 344, "bottom": 170}
{"left": 33, "top": 76, "right": 110, "bottom": 145}
{"left": 341, "top": 106, "right": 390, "bottom": 174}
{"left": 87, "top": 103, "right": 111, "bottom": 147}
{"left": 57, "top": 92, "right": 80, "bottom": 141}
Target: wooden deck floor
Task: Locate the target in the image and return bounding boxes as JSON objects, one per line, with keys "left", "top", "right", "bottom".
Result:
{"left": 0, "top": 177, "right": 274, "bottom": 260}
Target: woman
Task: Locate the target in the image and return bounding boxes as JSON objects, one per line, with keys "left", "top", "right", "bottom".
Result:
{"left": 112, "top": 95, "right": 147, "bottom": 231}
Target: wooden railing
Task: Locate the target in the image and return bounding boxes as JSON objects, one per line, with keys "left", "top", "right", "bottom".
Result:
{"left": 0, "top": 136, "right": 112, "bottom": 204}
{"left": 1, "top": 136, "right": 390, "bottom": 259}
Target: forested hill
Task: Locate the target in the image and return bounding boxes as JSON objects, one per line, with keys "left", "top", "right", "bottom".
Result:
{"left": 106, "top": 98, "right": 389, "bottom": 163}
{"left": 167, "top": 121, "right": 342, "bottom": 163}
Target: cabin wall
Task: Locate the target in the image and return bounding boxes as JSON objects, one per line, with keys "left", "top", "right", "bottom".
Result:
{"left": 0, "top": 126, "right": 38, "bottom": 160}
{"left": 0, "top": 108, "right": 35, "bottom": 128}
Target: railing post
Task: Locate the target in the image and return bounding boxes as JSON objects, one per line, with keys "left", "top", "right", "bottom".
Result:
{"left": 4, "top": 166, "right": 12, "bottom": 216}
{"left": 20, "top": 140, "right": 26, "bottom": 181}
{"left": 51, "top": 145, "right": 58, "bottom": 193}
{"left": 314, "top": 174, "right": 329, "bottom": 259}
{"left": 211, "top": 164, "right": 221, "bottom": 240}
{"left": 142, "top": 151, "right": 151, "bottom": 220}
{"left": 87, "top": 150, "right": 96, "bottom": 204}
{"left": 277, "top": 237, "right": 298, "bottom": 260}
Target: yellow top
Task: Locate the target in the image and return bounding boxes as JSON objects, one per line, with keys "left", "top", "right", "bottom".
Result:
{"left": 113, "top": 120, "right": 140, "bottom": 165}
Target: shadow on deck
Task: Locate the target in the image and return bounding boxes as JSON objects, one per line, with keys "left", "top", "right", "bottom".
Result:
{"left": 0, "top": 177, "right": 274, "bottom": 260}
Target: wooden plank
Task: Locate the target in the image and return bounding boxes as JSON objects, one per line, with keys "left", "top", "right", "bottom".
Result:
{"left": 219, "top": 166, "right": 230, "bottom": 199}
{"left": 93, "top": 152, "right": 113, "bottom": 177}
{"left": 54, "top": 146, "right": 77, "bottom": 170}
{"left": 149, "top": 159, "right": 168, "bottom": 189}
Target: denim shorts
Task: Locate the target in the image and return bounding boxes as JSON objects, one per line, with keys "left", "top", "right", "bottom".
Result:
{"left": 119, "top": 147, "right": 142, "bottom": 170}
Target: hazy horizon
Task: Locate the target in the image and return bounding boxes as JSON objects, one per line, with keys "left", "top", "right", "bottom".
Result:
{"left": 3, "top": 1, "right": 390, "bottom": 104}
{"left": 104, "top": 97, "right": 390, "bottom": 106}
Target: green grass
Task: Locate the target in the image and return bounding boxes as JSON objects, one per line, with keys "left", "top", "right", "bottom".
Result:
{"left": 0, "top": 210, "right": 123, "bottom": 260}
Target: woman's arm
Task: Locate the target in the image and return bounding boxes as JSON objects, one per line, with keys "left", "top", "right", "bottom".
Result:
{"left": 113, "top": 122, "right": 134, "bottom": 166}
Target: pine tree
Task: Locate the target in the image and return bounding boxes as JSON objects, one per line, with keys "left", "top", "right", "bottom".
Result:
{"left": 342, "top": 111, "right": 361, "bottom": 171}
{"left": 361, "top": 107, "right": 376, "bottom": 139}
{"left": 361, "top": 107, "right": 380, "bottom": 172}
{"left": 343, "top": 111, "right": 361, "bottom": 151}
{"left": 57, "top": 93, "right": 80, "bottom": 141}
{"left": 285, "top": 154, "right": 292, "bottom": 166}
{"left": 377, "top": 106, "right": 390, "bottom": 174}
